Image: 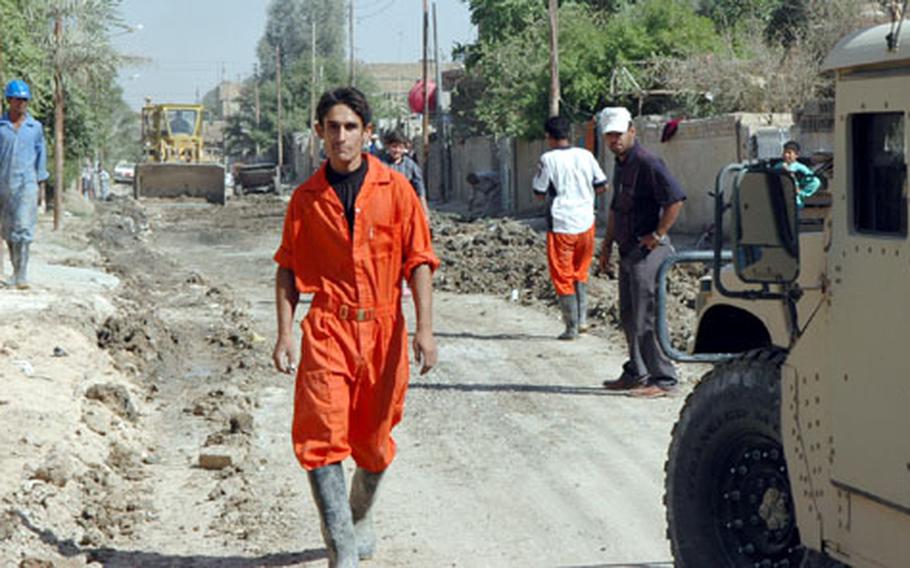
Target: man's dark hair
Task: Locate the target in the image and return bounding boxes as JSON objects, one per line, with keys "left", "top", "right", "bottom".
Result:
{"left": 382, "top": 129, "right": 408, "bottom": 145}
{"left": 783, "top": 140, "right": 801, "bottom": 153}
{"left": 316, "top": 87, "right": 372, "bottom": 127}
{"left": 544, "top": 116, "right": 571, "bottom": 141}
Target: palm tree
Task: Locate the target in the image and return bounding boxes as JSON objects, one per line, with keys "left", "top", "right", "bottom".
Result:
{"left": 28, "top": 0, "right": 125, "bottom": 229}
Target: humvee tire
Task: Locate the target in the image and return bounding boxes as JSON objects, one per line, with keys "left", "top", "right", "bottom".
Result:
{"left": 664, "top": 349, "right": 807, "bottom": 567}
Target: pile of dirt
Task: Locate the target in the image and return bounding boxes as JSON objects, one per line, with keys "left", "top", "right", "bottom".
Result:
{"left": 431, "top": 212, "right": 705, "bottom": 348}
{"left": 433, "top": 214, "right": 552, "bottom": 302}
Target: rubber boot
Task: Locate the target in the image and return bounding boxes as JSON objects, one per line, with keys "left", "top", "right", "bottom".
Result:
{"left": 575, "top": 281, "right": 589, "bottom": 333}
{"left": 557, "top": 294, "right": 579, "bottom": 340}
{"left": 3, "top": 241, "right": 17, "bottom": 287}
{"left": 350, "top": 467, "right": 385, "bottom": 560}
{"left": 308, "top": 463, "right": 358, "bottom": 568}
{"left": 14, "top": 242, "right": 29, "bottom": 289}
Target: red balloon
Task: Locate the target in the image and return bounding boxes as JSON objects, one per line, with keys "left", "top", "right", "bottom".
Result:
{"left": 408, "top": 80, "right": 437, "bottom": 114}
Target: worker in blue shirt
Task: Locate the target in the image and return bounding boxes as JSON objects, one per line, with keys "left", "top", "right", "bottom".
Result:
{"left": 0, "top": 80, "right": 49, "bottom": 289}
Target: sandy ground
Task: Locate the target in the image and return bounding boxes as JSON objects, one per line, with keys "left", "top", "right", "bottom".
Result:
{"left": 0, "top": 191, "right": 707, "bottom": 567}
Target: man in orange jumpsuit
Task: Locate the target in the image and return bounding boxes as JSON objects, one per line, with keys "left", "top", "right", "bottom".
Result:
{"left": 272, "top": 87, "right": 438, "bottom": 567}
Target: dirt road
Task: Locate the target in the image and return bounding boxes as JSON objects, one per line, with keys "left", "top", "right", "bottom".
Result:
{"left": 1, "top": 194, "right": 705, "bottom": 567}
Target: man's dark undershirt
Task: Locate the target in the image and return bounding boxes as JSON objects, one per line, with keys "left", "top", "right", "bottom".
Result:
{"left": 326, "top": 159, "right": 368, "bottom": 235}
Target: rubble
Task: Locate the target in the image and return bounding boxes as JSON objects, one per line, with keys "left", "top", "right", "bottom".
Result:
{"left": 431, "top": 212, "right": 704, "bottom": 348}
{"left": 85, "top": 383, "right": 138, "bottom": 422}
{"left": 199, "top": 451, "right": 234, "bottom": 471}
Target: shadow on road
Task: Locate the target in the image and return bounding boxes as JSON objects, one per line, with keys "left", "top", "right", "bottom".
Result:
{"left": 87, "top": 549, "right": 324, "bottom": 567}
{"left": 14, "top": 509, "right": 324, "bottom": 567}
{"left": 410, "top": 382, "right": 620, "bottom": 397}
{"left": 560, "top": 563, "right": 673, "bottom": 568}
{"left": 430, "top": 331, "right": 556, "bottom": 341}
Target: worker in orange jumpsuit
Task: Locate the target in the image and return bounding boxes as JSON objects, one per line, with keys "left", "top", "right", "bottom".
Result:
{"left": 272, "top": 87, "right": 438, "bottom": 567}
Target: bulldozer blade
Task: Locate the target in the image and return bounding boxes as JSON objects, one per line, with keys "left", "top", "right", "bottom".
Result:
{"left": 134, "top": 163, "right": 226, "bottom": 205}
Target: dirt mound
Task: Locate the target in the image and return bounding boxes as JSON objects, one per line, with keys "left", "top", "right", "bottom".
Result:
{"left": 84, "top": 383, "right": 138, "bottom": 422}
{"left": 430, "top": 212, "right": 704, "bottom": 348}
{"left": 433, "top": 214, "right": 552, "bottom": 302}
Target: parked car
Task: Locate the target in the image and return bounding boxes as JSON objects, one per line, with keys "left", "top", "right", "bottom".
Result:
{"left": 113, "top": 161, "right": 135, "bottom": 184}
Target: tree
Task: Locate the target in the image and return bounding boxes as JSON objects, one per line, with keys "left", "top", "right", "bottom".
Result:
{"left": 659, "top": 0, "right": 868, "bottom": 117}
{"left": 0, "top": 1, "right": 132, "bottom": 227}
{"left": 225, "top": 0, "right": 347, "bottom": 163}
{"left": 33, "top": 0, "right": 126, "bottom": 227}
{"left": 463, "top": 0, "right": 721, "bottom": 138}
{"left": 695, "top": 0, "right": 779, "bottom": 33}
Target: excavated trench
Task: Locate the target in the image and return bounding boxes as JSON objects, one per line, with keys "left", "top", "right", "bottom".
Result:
{"left": 2, "top": 192, "right": 702, "bottom": 566}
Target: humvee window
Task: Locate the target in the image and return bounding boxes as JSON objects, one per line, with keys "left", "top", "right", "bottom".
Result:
{"left": 851, "top": 112, "right": 907, "bottom": 236}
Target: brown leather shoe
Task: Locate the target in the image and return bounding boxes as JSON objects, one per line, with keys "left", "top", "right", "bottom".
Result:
{"left": 625, "top": 384, "right": 672, "bottom": 398}
{"left": 602, "top": 374, "right": 641, "bottom": 391}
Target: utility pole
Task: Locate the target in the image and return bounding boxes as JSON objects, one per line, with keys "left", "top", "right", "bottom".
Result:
{"left": 421, "top": 0, "right": 430, "bottom": 172}
{"left": 310, "top": 19, "right": 317, "bottom": 171}
{"left": 433, "top": 1, "right": 447, "bottom": 201}
{"left": 349, "top": 0, "right": 355, "bottom": 86}
{"left": 276, "top": 44, "right": 283, "bottom": 173}
{"left": 547, "top": 0, "right": 560, "bottom": 117}
{"left": 53, "top": 13, "right": 64, "bottom": 229}
{"left": 253, "top": 63, "right": 260, "bottom": 127}
{"left": 253, "top": 63, "right": 261, "bottom": 158}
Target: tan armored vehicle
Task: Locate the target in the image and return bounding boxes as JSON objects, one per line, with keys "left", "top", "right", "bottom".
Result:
{"left": 659, "top": 22, "right": 910, "bottom": 567}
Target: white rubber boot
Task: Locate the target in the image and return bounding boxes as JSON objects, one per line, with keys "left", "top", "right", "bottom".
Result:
{"left": 557, "top": 294, "right": 579, "bottom": 340}
{"left": 3, "top": 241, "right": 17, "bottom": 287}
{"left": 308, "top": 463, "right": 358, "bottom": 567}
{"left": 576, "top": 281, "right": 589, "bottom": 332}
{"left": 14, "top": 242, "right": 29, "bottom": 289}
{"left": 350, "top": 467, "right": 384, "bottom": 560}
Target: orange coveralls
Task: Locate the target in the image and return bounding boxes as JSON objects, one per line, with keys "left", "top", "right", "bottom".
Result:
{"left": 547, "top": 225, "right": 595, "bottom": 296}
{"left": 274, "top": 154, "right": 439, "bottom": 472}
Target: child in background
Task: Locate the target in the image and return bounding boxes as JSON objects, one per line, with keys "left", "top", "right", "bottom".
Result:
{"left": 779, "top": 140, "right": 821, "bottom": 207}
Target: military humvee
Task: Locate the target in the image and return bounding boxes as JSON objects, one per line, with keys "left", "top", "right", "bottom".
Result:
{"left": 659, "top": 22, "right": 910, "bottom": 567}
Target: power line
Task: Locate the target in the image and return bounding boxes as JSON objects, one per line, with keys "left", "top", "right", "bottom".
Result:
{"left": 355, "top": 0, "right": 391, "bottom": 9}
{"left": 356, "top": 0, "right": 395, "bottom": 21}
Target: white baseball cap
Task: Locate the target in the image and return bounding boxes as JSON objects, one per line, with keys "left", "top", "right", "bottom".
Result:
{"left": 598, "top": 107, "right": 632, "bottom": 135}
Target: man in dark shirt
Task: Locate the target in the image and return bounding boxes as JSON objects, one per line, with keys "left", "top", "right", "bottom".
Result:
{"left": 598, "top": 107, "right": 686, "bottom": 398}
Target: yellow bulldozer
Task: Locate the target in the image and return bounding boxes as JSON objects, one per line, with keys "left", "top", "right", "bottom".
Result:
{"left": 134, "top": 101, "right": 226, "bottom": 204}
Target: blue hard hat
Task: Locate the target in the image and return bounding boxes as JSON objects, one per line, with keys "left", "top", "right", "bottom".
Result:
{"left": 4, "top": 80, "right": 31, "bottom": 100}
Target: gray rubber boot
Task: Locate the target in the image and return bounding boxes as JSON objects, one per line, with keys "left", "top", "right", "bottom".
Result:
{"left": 308, "top": 463, "right": 358, "bottom": 568}
{"left": 350, "top": 467, "right": 385, "bottom": 560}
{"left": 557, "top": 294, "right": 579, "bottom": 340}
{"left": 4, "top": 241, "right": 18, "bottom": 287}
{"left": 575, "top": 281, "right": 589, "bottom": 332}
{"left": 14, "top": 242, "right": 29, "bottom": 289}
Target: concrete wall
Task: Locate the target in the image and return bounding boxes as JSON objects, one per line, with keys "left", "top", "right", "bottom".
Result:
{"left": 512, "top": 138, "right": 548, "bottom": 217}
{"left": 619, "top": 113, "right": 794, "bottom": 234}
{"left": 632, "top": 115, "right": 743, "bottom": 234}
{"left": 448, "top": 136, "right": 497, "bottom": 204}
{"left": 416, "top": 112, "right": 806, "bottom": 235}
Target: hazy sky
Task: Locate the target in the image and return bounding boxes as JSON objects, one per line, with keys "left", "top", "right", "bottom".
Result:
{"left": 113, "top": 0, "right": 477, "bottom": 110}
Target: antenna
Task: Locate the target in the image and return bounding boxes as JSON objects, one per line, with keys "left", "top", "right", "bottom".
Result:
{"left": 886, "top": 0, "right": 908, "bottom": 51}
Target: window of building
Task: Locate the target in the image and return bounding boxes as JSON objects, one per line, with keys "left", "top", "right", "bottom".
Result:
{"left": 851, "top": 112, "right": 907, "bottom": 236}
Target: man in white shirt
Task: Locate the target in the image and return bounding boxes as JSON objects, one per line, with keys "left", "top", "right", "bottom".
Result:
{"left": 532, "top": 116, "right": 608, "bottom": 339}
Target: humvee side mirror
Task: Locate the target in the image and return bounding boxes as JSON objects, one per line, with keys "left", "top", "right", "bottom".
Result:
{"left": 732, "top": 170, "right": 800, "bottom": 283}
